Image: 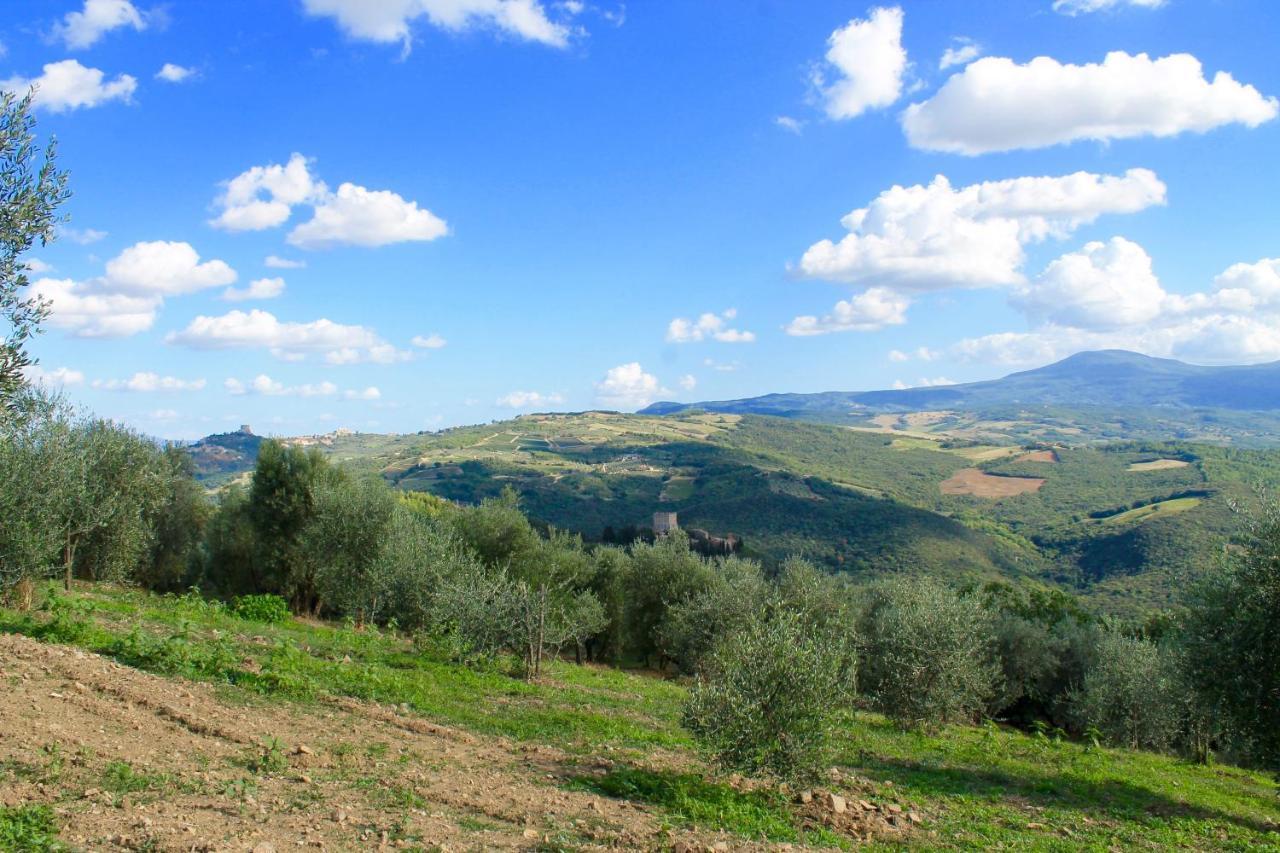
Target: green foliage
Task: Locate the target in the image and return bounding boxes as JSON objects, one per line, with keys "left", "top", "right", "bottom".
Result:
{"left": 0, "top": 804, "right": 65, "bottom": 852}
{"left": 0, "top": 91, "right": 71, "bottom": 420}
{"left": 231, "top": 593, "right": 291, "bottom": 624}
{"left": 1068, "top": 629, "right": 1182, "bottom": 751}
{"left": 683, "top": 602, "right": 855, "bottom": 782}
{"left": 248, "top": 439, "right": 327, "bottom": 609}
{"left": 1182, "top": 499, "right": 1280, "bottom": 772}
{"left": 656, "top": 555, "right": 767, "bottom": 673}
{"left": 861, "top": 576, "right": 999, "bottom": 729}
{"left": 138, "top": 446, "right": 211, "bottom": 592}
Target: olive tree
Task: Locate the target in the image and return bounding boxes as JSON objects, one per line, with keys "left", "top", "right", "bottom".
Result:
{"left": 860, "top": 576, "right": 999, "bottom": 729}
{"left": 1068, "top": 630, "right": 1182, "bottom": 751}
{"left": 0, "top": 92, "right": 70, "bottom": 419}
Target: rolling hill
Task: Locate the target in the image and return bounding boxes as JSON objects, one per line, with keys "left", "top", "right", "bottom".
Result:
{"left": 644, "top": 350, "right": 1280, "bottom": 446}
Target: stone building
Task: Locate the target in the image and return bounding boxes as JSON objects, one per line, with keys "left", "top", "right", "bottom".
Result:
{"left": 653, "top": 511, "right": 678, "bottom": 535}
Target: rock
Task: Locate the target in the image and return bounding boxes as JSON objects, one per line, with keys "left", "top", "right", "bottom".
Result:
{"left": 332, "top": 809, "right": 348, "bottom": 824}
{"left": 295, "top": 744, "right": 314, "bottom": 755}
{"left": 713, "top": 843, "right": 730, "bottom": 852}
{"left": 858, "top": 799, "right": 876, "bottom": 812}
{"left": 522, "top": 829, "right": 540, "bottom": 840}
{"left": 887, "top": 803, "right": 903, "bottom": 814}
{"left": 827, "top": 793, "right": 847, "bottom": 814}
{"left": 1026, "top": 822, "right": 1046, "bottom": 830}
{"left": 252, "top": 844, "right": 276, "bottom": 853}
{"left": 907, "top": 811, "right": 923, "bottom": 824}
{"left": 798, "top": 790, "right": 813, "bottom": 804}
{"left": 671, "top": 843, "right": 695, "bottom": 853}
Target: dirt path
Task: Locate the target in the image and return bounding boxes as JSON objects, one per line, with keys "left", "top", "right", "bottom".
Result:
{"left": 0, "top": 634, "right": 753, "bottom": 852}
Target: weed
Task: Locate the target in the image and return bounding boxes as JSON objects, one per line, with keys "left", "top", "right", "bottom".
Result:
{"left": 0, "top": 805, "right": 66, "bottom": 851}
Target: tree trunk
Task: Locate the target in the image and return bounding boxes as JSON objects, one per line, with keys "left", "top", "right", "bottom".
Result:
{"left": 63, "top": 535, "right": 74, "bottom": 592}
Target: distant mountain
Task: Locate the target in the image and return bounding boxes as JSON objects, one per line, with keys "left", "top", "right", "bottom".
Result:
{"left": 644, "top": 350, "right": 1280, "bottom": 426}
{"left": 186, "top": 426, "right": 264, "bottom": 483}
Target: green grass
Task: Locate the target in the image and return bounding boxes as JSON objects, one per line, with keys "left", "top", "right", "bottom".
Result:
{"left": 1102, "top": 496, "right": 1203, "bottom": 526}
{"left": 569, "top": 767, "right": 845, "bottom": 846}
{"left": 0, "top": 805, "right": 66, "bottom": 852}
{"left": 4, "top": 584, "right": 1279, "bottom": 850}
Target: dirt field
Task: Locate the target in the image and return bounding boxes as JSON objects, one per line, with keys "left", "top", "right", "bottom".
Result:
{"left": 940, "top": 469, "right": 1045, "bottom": 498}
{"left": 1128, "top": 459, "right": 1190, "bottom": 472}
{"left": 1015, "top": 450, "right": 1058, "bottom": 463}
{"left": 0, "top": 634, "right": 742, "bottom": 852}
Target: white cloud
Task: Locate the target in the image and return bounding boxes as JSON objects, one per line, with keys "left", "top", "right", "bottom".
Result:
{"left": 155, "top": 63, "right": 195, "bottom": 83}
{"left": 148, "top": 408, "right": 179, "bottom": 421}
{"left": 904, "top": 51, "right": 1278, "bottom": 155}
{"left": 225, "top": 375, "right": 339, "bottom": 397}
{"left": 678, "top": 374, "right": 697, "bottom": 391}
{"left": 55, "top": 0, "right": 146, "bottom": 49}
{"left": 301, "top": 0, "right": 574, "bottom": 49}
{"left": 888, "top": 346, "right": 941, "bottom": 362}
{"left": 265, "top": 255, "right": 306, "bottom": 269}
{"left": 496, "top": 390, "right": 565, "bottom": 408}
{"left": 893, "top": 376, "right": 956, "bottom": 389}
{"left": 210, "top": 153, "right": 326, "bottom": 232}
{"left": 954, "top": 252, "right": 1280, "bottom": 366}
{"left": 775, "top": 116, "right": 804, "bottom": 134}
{"left": 93, "top": 372, "right": 207, "bottom": 392}
{"left": 167, "top": 308, "right": 407, "bottom": 364}
{"left": 344, "top": 386, "right": 382, "bottom": 401}
{"left": 666, "top": 309, "right": 755, "bottom": 344}
{"left": 2, "top": 59, "right": 136, "bottom": 113}
{"left": 61, "top": 226, "right": 107, "bottom": 245}
{"left": 815, "top": 6, "right": 907, "bottom": 120}
{"left": 594, "top": 362, "right": 667, "bottom": 410}
{"left": 105, "top": 241, "right": 236, "bottom": 296}
{"left": 1013, "top": 237, "right": 1165, "bottom": 330}
{"left": 938, "top": 37, "right": 981, "bottom": 71}
{"left": 411, "top": 333, "right": 447, "bottom": 349}
{"left": 786, "top": 287, "right": 910, "bottom": 336}
{"left": 29, "top": 277, "right": 159, "bottom": 338}
{"left": 797, "top": 168, "right": 1165, "bottom": 290}
{"left": 222, "top": 277, "right": 286, "bottom": 302}
{"left": 703, "top": 358, "right": 740, "bottom": 373}
{"left": 287, "top": 182, "right": 449, "bottom": 249}
{"left": 24, "top": 365, "right": 84, "bottom": 387}
{"left": 1053, "top": 0, "right": 1166, "bottom": 15}
{"left": 25, "top": 258, "right": 53, "bottom": 274}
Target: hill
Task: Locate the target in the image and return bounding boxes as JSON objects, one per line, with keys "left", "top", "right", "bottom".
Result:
{"left": 644, "top": 350, "right": 1280, "bottom": 446}
{"left": 2, "top": 585, "right": 1276, "bottom": 850}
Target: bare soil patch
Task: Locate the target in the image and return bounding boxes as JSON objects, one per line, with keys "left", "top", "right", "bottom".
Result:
{"left": 940, "top": 469, "right": 1045, "bottom": 498}
{"left": 1016, "top": 450, "right": 1058, "bottom": 464}
{"left": 0, "top": 633, "right": 747, "bottom": 852}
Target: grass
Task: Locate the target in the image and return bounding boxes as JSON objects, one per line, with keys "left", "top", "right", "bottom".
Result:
{"left": 0, "top": 805, "right": 66, "bottom": 852}
{"left": 568, "top": 767, "right": 844, "bottom": 846}
{"left": 1102, "top": 496, "right": 1203, "bottom": 526}
{"left": 4, "top": 584, "right": 1280, "bottom": 850}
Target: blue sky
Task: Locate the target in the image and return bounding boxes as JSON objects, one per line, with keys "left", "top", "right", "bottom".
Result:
{"left": 8, "top": 0, "right": 1280, "bottom": 438}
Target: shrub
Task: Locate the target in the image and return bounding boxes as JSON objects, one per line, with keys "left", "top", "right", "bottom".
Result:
{"left": 682, "top": 603, "right": 855, "bottom": 782}
{"left": 860, "top": 576, "right": 999, "bottom": 729}
{"left": 231, "top": 593, "right": 291, "bottom": 624}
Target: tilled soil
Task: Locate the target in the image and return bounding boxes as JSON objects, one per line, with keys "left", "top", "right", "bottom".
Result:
{"left": 0, "top": 633, "right": 770, "bottom": 851}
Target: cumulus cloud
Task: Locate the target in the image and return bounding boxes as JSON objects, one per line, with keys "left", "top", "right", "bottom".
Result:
{"left": 1053, "top": 0, "right": 1165, "bottom": 14}
{"left": 61, "top": 226, "right": 107, "bottom": 245}
{"left": 666, "top": 309, "right": 755, "bottom": 344}
{"left": 222, "top": 277, "right": 286, "bottom": 302}
{"left": 904, "top": 51, "right": 1278, "bottom": 155}
{"left": 24, "top": 365, "right": 84, "bottom": 387}
{"left": 210, "top": 153, "right": 327, "bottom": 232}
{"left": 496, "top": 390, "right": 565, "bottom": 408}
{"left": 594, "top": 362, "right": 667, "bottom": 410}
{"left": 411, "top": 333, "right": 447, "bottom": 349}
{"left": 301, "top": 0, "right": 574, "bottom": 49}
{"left": 344, "top": 386, "right": 381, "bottom": 401}
{"left": 953, "top": 251, "right": 1280, "bottom": 366}
{"left": 938, "top": 37, "right": 981, "bottom": 70}
{"left": 264, "top": 255, "right": 306, "bottom": 269}
{"left": 54, "top": 0, "right": 146, "bottom": 49}
{"left": 796, "top": 168, "right": 1165, "bottom": 290}
{"left": 155, "top": 63, "right": 195, "bottom": 83}
{"left": 93, "top": 372, "right": 206, "bottom": 392}
{"left": 225, "top": 375, "right": 339, "bottom": 397}
{"left": 32, "top": 241, "right": 236, "bottom": 338}
{"left": 679, "top": 374, "right": 697, "bottom": 391}
{"left": 105, "top": 241, "right": 236, "bottom": 296}
{"left": 211, "top": 155, "right": 448, "bottom": 249}
{"left": 814, "top": 6, "right": 907, "bottom": 120}
{"left": 892, "top": 376, "right": 956, "bottom": 389}
{"left": 786, "top": 287, "right": 910, "bottom": 336}
{"left": 2, "top": 59, "right": 136, "bottom": 112}
{"left": 888, "top": 346, "right": 941, "bottom": 362}
{"left": 24, "top": 258, "right": 53, "bottom": 274}
{"left": 287, "top": 182, "right": 449, "bottom": 249}
{"left": 1013, "top": 237, "right": 1165, "bottom": 330}
{"left": 29, "top": 278, "right": 160, "bottom": 338}
{"left": 167, "top": 308, "right": 407, "bottom": 364}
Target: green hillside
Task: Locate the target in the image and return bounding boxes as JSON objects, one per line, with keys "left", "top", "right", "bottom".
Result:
{"left": 187, "top": 410, "right": 1275, "bottom": 615}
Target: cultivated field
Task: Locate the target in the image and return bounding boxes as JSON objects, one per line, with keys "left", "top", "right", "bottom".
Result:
{"left": 939, "top": 469, "right": 1046, "bottom": 498}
